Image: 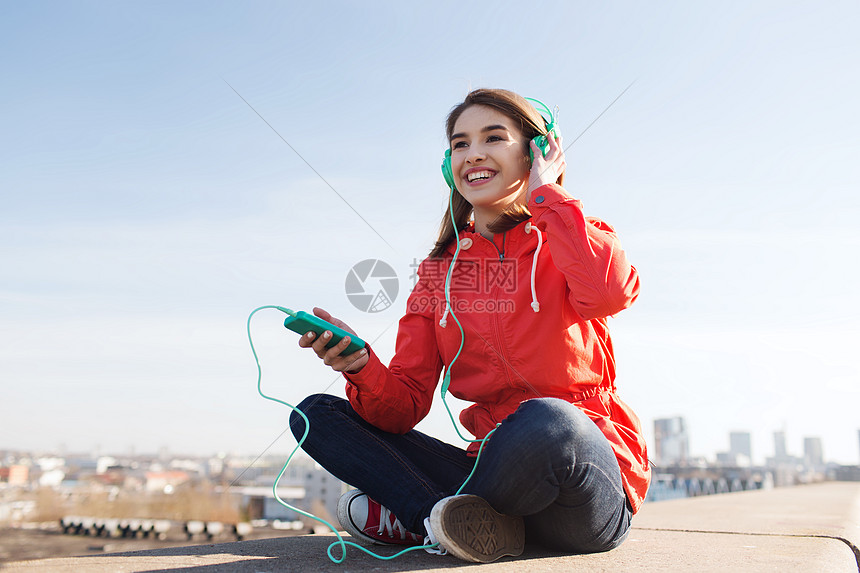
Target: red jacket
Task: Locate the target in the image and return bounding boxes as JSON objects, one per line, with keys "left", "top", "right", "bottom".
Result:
{"left": 344, "top": 183, "right": 650, "bottom": 513}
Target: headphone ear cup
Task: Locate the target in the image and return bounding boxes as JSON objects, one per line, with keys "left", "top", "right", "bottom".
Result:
{"left": 529, "top": 134, "right": 548, "bottom": 163}
{"left": 529, "top": 124, "right": 559, "bottom": 163}
{"left": 441, "top": 149, "right": 456, "bottom": 190}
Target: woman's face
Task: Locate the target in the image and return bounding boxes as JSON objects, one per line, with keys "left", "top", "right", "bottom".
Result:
{"left": 449, "top": 105, "right": 530, "bottom": 217}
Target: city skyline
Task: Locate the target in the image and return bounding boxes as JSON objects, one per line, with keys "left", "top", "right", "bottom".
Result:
{"left": 650, "top": 417, "right": 858, "bottom": 468}
{"left": 4, "top": 419, "right": 857, "bottom": 470}
{"left": 2, "top": 2, "right": 859, "bottom": 464}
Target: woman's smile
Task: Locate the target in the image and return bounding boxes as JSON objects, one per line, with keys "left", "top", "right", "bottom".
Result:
{"left": 464, "top": 167, "right": 498, "bottom": 186}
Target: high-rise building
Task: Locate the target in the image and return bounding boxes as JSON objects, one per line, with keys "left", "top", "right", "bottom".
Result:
{"left": 803, "top": 437, "right": 824, "bottom": 468}
{"left": 654, "top": 417, "right": 689, "bottom": 466}
{"left": 730, "top": 432, "right": 752, "bottom": 462}
{"left": 774, "top": 431, "right": 787, "bottom": 461}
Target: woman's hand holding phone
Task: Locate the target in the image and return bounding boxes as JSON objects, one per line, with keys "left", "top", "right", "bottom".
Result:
{"left": 298, "top": 307, "right": 369, "bottom": 374}
{"left": 527, "top": 132, "right": 566, "bottom": 201}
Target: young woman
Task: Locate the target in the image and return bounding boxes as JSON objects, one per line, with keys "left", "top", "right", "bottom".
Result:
{"left": 292, "top": 88, "right": 650, "bottom": 563}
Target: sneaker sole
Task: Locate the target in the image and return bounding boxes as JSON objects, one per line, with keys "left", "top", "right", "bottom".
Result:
{"left": 430, "top": 495, "right": 524, "bottom": 563}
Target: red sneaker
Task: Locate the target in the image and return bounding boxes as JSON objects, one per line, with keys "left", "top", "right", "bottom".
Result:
{"left": 337, "top": 490, "right": 425, "bottom": 546}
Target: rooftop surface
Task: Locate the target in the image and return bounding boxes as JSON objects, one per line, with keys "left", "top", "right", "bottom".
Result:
{"left": 5, "top": 482, "right": 859, "bottom": 572}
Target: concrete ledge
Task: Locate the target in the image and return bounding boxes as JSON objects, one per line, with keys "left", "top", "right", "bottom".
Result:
{"left": 5, "top": 482, "right": 859, "bottom": 572}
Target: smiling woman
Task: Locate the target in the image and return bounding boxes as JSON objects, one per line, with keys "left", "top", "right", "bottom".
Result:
{"left": 431, "top": 89, "right": 566, "bottom": 259}
{"left": 289, "top": 88, "right": 648, "bottom": 564}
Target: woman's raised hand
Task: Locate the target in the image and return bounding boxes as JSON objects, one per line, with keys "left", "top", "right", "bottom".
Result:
{"left": 527, "top": 132, "right": 566, "bottom": 201}
{"left": 297, "top": 307, "right": 368, "bottom": 374}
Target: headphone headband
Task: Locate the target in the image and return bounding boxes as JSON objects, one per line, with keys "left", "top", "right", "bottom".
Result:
{"left": 524, "top": 97, "right": 558, "bottom": 133}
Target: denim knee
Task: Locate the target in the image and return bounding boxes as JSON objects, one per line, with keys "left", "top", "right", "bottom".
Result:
{"left": 289, "top": 393, "right": 338, "bottom": 442}
{"left": 506, "top": 397, "right": 612, "bottom": 465}
{"left": 514, "top": 398, "right": 592, "bottom": 438}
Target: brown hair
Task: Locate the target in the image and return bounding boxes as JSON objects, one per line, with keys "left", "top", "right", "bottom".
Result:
{"left": 428, "top": 88, "right": 564, "bottom": 259}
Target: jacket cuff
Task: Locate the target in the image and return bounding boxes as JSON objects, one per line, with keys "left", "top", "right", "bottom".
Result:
{"left": 342, "top": 346, "right": 383, "bottom": 393}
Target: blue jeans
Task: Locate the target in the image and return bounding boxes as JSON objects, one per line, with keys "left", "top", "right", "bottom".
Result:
{"left": 290, "top": 394, "right": 631, "bottom": 553}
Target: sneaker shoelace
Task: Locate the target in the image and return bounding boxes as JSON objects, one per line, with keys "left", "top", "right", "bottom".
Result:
{"left": 423, "top": 517, "right": 447, "bottom": 555}
{"left": 377, "top": 504, "right": 419, "bottom": 542}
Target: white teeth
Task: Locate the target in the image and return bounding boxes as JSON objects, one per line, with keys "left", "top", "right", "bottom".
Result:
{"left": 467, "top": 170, "right": 494, "bottom": 182}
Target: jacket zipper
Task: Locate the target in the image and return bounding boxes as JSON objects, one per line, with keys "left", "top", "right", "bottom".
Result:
{"left": 493, "top": 232, "right": 506, "bottom": 261}
{"left": 488, "top": 256, "right": 515, "bottom": 389}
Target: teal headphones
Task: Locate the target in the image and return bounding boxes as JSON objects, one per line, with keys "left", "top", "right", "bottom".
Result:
{"left": 441, "top": 97, "right": 559, "bottom": 191}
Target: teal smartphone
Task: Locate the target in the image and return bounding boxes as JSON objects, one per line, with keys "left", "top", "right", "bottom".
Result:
{"left": 284, "top": 311, "right": 366, "bottom": 356}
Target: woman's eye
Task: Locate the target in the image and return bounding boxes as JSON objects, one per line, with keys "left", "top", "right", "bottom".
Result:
{"left": 487, "top": 135, "right": 503, "bottom": 142}
{"left": 452, "top": 141, "right": 468, "bottom": 149}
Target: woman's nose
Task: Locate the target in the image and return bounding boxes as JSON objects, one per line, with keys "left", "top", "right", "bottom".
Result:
{"left": 465, "top": 146, "right": 485, "bottom": 163}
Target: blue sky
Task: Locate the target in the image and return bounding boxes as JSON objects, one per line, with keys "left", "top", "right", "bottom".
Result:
{"left": 2, "top": 1, "right": 859, "bottom": 464}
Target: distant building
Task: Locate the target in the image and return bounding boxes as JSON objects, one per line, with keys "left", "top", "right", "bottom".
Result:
{"left": 730, "top": 432, "right": 752, "bottom": 461}
{"left": 766, "top": 430, "right": 804, "bottom": 485}
{"left": 834, "top": 465, "right": 860, "bottom": 482}
{"left": 302, "top": 465, "right": 342, "bottom": 522}
{"left": 774, "top": 431, "right": 787, "bottom": 460}
{"left": 8, "top": 465, "right": 29, "bottom": 487}
{"left": 228, "top": 455, "right": 344, "bottom": 523}
{"left": 207, "top": 455, "right": 225, "bottom": 478}
{"left": 715, "top": 431, "right": 753, "bottom": 467}
{"left": 145, "top": 470, "right": 190, "bottom": 494}
{"left": 96, "top": 456, "right": 119, "bottom": 474}
{"left": 36, "top": 457, "right": 66, "bottom": 472}
{"left": 654, "top": 417, "right": 689, "bottom": 466}
{"left": 39, "top": 469, "right": 66, "bottom": 488}
{"left": 803, "top": 437, "right": 824, "bottom": 469}
{"left": 769, "top": 430, "right": 800, "bottom": 467}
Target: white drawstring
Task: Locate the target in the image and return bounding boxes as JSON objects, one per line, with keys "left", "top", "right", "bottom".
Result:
{"left": 439, "top": 301, "right": 449, "bottom": 328}
{"left": 525, "top": 222, "right": 542, "bottom": 312}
